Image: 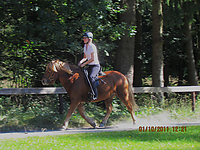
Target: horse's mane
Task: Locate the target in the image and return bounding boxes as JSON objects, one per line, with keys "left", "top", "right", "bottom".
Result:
{"left": 48, "top": 59, "right": 75, "bottom": 75}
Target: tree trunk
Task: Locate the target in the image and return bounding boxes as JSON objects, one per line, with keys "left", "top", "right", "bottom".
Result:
{"left": 134, "top": 4, "right": 143, "bottom": 87}
{"left": 152, "top": 0, "right": 164, "bottom": 105}
{"left": 178, "top": 58, "right": 184, "bottom": 86}
{"left": 184, "top": 14, "right": 198, "bottom": 86}
{"left": 164, "top": 58, "right": 169, "bottom": 86}
{"left": 197, "top": 31, "right": 200, "bottom": 77}
{"left": 114, "top": 0, "right": 136, "bottom": 85}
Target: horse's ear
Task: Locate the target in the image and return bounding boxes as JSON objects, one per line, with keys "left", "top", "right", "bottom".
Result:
{"left": 56, "top": 59, "right": 59, "bottom": 63}
{"left": 52, "top": 64, "right": 58, "bottom": 72}
{"left": 52, "top": 62, "right": 58, "bottom": 72}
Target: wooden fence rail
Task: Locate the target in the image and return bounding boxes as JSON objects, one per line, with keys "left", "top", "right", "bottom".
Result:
{"left": 0, "top": 87, "right": 67, "bottom": 95}
{"left": 0, "top": 86, "right": 199, "bottom": 112}
{"left": 1, "top": 86, "right": 200, "bottom": 95}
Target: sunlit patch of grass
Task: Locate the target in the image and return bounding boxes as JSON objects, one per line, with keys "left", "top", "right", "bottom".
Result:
{"left": 170, "top": 101, "right": 200, "bottom": 122}
{"left": 0, "top": 126, "right": 200, "bottom": 150}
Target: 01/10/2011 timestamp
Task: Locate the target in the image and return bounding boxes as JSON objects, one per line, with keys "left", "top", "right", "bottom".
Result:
{"left": 139, "top": 126, "right": 187, "bottom": 132}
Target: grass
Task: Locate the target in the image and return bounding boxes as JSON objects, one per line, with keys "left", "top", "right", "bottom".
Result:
{"left": 0, "top": 125, "right": 200, "bottom": 150}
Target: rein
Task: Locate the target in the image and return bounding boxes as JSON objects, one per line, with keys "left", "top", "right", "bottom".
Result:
{"left": 43, "top": 64, "right": 82, "bottom": 84}
{"left": 43, "top": 71, "right": 56, "bottom": 83}
{"left": 43, "top": 70, "right": 71, "bottom": 83}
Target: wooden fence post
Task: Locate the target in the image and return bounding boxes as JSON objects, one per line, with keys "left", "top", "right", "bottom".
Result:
{"left": 192, "top": 92, "right": 195, "bottom": 112}
{"left": 58, "top": 94, "right": 64, "bottom": 114}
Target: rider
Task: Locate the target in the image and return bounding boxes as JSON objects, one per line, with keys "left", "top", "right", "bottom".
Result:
{"left": 78, "top": 31, "right": 100, "bottom": 100}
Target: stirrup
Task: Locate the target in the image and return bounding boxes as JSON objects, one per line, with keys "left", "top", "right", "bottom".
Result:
{"left": 92, "top": 95, "right": 98, "bottom": 100}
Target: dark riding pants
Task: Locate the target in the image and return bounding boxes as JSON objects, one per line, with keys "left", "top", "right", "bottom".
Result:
{"left": 87, "top": 64, "right": 100, "bottom": 97}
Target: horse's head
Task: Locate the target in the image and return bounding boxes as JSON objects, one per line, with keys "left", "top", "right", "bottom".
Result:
{"left": 41, "top": 59, "right": 73, "bottom": 85}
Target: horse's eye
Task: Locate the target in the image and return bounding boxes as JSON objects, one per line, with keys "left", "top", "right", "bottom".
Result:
{"left": 48, "top": 68, "right": 51, "bottom": 72}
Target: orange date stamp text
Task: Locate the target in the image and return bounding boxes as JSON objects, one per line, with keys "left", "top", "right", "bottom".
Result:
{"left": 139, "top": 126, "right": 187, "bottom": 132}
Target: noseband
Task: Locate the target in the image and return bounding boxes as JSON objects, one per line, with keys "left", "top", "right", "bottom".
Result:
{"left": 43, "top": 70, "right": 57, "bottom": 84}
{"left": 43, "top": 69, "right": 72, "bottom": 84}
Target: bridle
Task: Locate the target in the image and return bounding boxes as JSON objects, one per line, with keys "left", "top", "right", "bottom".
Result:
{"left": 43, "top": 70, "right": 57, "bottom": 84}
{"left": 43, "top": 68, "right": 73, "bottom": 84}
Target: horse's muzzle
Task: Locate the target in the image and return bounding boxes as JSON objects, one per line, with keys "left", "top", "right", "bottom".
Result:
{"left": 41, "top": 78, "right": 49, "bottom": 85}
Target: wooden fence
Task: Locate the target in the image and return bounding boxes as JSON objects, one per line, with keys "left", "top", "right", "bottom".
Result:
{"left": 0, "top": 86, "right": 199, "bottom": 113}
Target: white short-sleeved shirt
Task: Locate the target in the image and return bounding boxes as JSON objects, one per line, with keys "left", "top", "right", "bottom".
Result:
{"left": 84, "top": 42, "right": 100, "bottom": 65}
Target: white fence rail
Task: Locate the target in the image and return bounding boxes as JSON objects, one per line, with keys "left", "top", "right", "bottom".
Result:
{"left": 0, "top": 86, "right": 199, "bottom": 112}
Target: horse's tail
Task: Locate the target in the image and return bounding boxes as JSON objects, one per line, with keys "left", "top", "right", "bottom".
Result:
{"left": 127, "top": 78, "right": 139, "bottom": 111}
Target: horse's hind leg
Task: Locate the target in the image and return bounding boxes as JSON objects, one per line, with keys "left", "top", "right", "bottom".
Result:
{"left": 120, "top": 99, "right": 136, "bottom": 124}
{"left": 77, "top": 103, "right": 96, "bottom": 128}
{"left": 116, "top": 88, "right": 136, "bottom": 124}
{"left": 99, "top": 97, "right": 113, "bottom": 127}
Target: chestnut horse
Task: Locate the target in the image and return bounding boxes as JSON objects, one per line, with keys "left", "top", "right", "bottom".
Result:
{"left": 41, "top": 59, "right": 138, "bottom": 129}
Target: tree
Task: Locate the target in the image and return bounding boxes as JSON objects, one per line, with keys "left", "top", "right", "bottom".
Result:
{"left": 152, "top": 0, "right": 164, "bottom": 104}
{"left": 114, "top": 0, "right": 136, "bottom": 85}
{"left": 183, "top": 1, "right": 199, "bottom": 86}
{"left": 163, "top": 0, "right": 200, "bottom": 86}
{"left": 134, "top": 1, "right": 143, "bottom": 87}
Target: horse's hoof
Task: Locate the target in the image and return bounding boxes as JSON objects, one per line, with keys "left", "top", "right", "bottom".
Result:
{"left": 92, "top": 123, "right": 96, "bottom": 128}
{"left": 61, "top": 126, "right": 68, "bottom": 130}
{"left": 99, "top": 123, "right": 105, "bottom": 128}
{"left": 60, "top": 128, "right": 66, "bottom": 131}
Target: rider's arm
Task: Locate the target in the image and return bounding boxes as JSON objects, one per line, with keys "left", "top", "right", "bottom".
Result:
{"left": 82, "top": 52, "right": 94, "bottom": 67}
{"left": 78, "top": 53, "right": 87, "bottom": 66}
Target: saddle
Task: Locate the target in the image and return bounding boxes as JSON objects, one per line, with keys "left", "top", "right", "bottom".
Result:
{"left": 98, "top": 67, "right": 106, "bottom": 76}
{"left": 83, "top": 68, "right": 106, "bottom": 86}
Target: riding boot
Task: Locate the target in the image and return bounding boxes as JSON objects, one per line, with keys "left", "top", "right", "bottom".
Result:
{"left": 91, "top": 80, "right": 98, "bottom": 100}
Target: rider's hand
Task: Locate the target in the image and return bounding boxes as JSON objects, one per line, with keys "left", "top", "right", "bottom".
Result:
{"left": 78, "top": 62, "right": 84, "bottom": 68}
{"left": 80, "top": 64, "right": 85, "bottom": 68}
{"left": 78, "top": 62, "right": 81, "bottom": 66}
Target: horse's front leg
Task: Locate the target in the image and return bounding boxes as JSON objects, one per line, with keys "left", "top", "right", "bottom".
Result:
{"left": 62, "top": 101, "right": 79, "bottom": 130}
{"left": 77, "top": 102, "right": 96, "bottom": 128}
{"left": 99, "top": 97, "right": 113, "bottom": 127}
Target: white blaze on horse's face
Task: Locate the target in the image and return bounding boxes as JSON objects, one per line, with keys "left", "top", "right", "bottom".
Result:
{"left": 41, "top": 61, "right": 58, "bottom": 85}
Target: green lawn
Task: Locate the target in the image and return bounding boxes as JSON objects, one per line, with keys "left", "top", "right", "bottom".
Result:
{"left": 0, "top": 125, "right": 199, "bottom": 150}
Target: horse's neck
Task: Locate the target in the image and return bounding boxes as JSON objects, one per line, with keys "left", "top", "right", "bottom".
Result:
{"left": 58, "top": 70, "right": 72, "bottom": 90}
{"left": 58, "top": 69, "right": 81, "bottom": 93}
{"left": 69, "top": 64, "right": 79, "bottom": 72}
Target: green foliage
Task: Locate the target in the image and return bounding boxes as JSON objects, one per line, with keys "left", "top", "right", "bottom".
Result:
{"left": 0, "top": 94, "right": 69, "bottom": 132}
{"left": 0, "top": 0, "right": 131, "bottom": 87}
{"left": 135, "top": 92, "right": 200, "bottom": 122}
{"left": 163, "top": 0, "right": 200, "bottom": 28}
